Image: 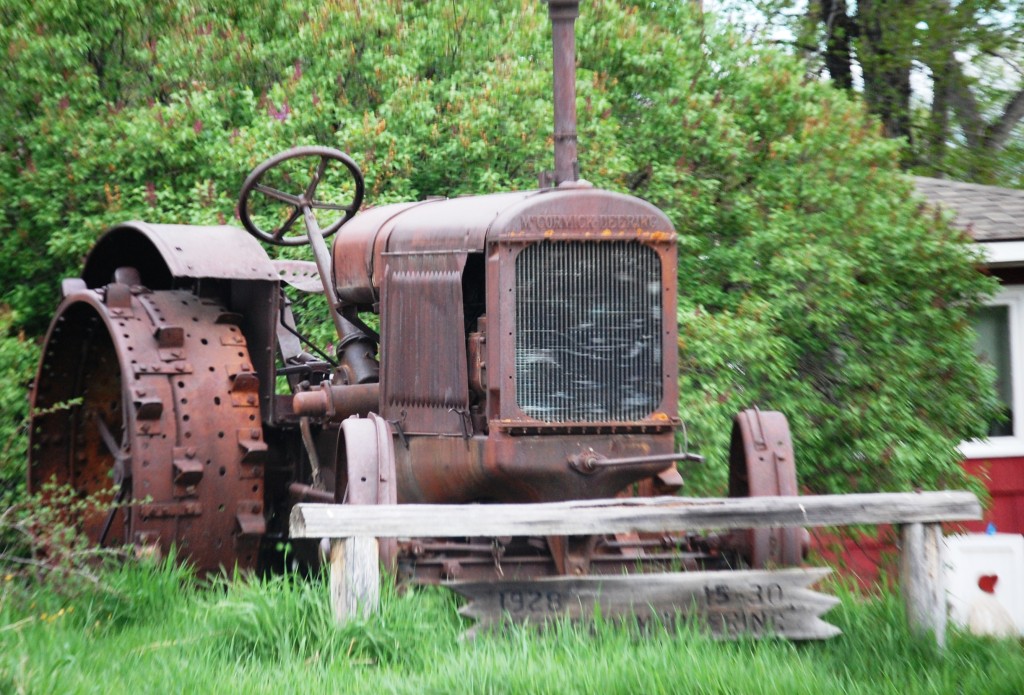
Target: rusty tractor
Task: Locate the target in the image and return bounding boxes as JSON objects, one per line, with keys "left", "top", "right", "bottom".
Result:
{"left": 26, "top": 1, "right": 805, "bottom": 579}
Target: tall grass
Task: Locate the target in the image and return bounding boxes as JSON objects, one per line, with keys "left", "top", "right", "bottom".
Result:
{"left": 2, "top": 557, "right": 1022, "bottom": 694}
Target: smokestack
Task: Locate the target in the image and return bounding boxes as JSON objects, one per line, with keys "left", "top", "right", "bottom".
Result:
{"left": 548, "top": 0, "right": 579, "bottom": 185}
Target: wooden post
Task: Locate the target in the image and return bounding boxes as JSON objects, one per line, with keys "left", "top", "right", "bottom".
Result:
{"left": 900, "top": 522, "right": 946, "bottom": 649}
{"left": 329, "top": 537, "right": 380, "bottom": 622}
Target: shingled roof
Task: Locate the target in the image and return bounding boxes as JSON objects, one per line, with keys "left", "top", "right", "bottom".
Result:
{"left": 914, "top": 176, "right": 1024, "bottom": 242}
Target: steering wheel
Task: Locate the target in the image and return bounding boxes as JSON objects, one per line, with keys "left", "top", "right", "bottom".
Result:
{"left": 238, "top": 146, "right": 365, "bottom": 247}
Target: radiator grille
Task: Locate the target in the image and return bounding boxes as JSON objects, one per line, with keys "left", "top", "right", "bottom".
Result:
{"left": 514, "top": 241, "right": 663, "bottom": 422}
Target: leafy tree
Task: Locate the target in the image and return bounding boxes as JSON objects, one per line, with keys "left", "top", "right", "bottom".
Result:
{"left": 0, "top": 0, "right": 1000, "bottom": 496}
{"left": 731, "top": 0, "right": 1024, "bottom": 184}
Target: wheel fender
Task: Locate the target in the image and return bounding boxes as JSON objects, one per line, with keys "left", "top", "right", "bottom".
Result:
{"left": 81, "top": 221, "right": 279, "bottom": 289}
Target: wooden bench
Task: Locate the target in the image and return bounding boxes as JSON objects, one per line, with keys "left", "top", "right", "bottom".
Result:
{"left": 290, "top": 490, "right": 981, "bottom": 646}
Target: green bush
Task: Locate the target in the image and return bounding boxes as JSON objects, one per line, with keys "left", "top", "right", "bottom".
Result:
{"left": 0, "top": 313, "right": 38, "bottom": 507}
{"left": 0, "top": 0, "right": 999, "bottom": 494}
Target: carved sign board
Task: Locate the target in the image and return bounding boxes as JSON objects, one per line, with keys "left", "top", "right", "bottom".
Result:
{"left": 449, "top": 568, "right": 840, "bottom": 641}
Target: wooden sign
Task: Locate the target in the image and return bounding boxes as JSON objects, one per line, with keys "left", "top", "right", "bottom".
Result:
{"left": 449, "top": 568, "right": 840, "bottom": 641}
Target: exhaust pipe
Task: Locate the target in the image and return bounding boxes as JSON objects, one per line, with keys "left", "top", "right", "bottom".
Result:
{"left": 548, "top": 0, "right": 580, "bottom": 184}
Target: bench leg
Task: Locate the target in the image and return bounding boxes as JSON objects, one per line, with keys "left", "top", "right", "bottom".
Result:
{"left": 900, "top": 522, "right": 946, "bottom": 649}
{"left": 329, "top": 537, "right": 380, "bottom": 622}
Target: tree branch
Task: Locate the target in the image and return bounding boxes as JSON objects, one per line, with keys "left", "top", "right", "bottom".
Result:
{"left": 943, "top": 57, "right": 986, "bottom": 150}
{"left": 980, "top": 49, "right": 1024, "bottom": 79}
{"left": 984, "top": 88, "right": 1024, "bottom": 152}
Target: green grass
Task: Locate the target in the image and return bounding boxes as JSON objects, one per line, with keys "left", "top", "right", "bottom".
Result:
{"left": 1, "top": 558, "right": 1022, "bottom": 695}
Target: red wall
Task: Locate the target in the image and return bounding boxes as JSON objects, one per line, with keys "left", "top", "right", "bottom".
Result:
{"left": 810, "top": 457, "right": 1024, "bottom": 588}
{"left": 961, "top": 457, "right": 1024, "bottom": 534}
{"left": 810, "top": 526, "right": 900, "bottom": 590}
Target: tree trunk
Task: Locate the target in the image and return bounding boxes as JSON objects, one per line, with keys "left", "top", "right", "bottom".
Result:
{"left": 856, "top": 0, "right": 915, "bottom": 144}
{"left": 818, "top": 0, "right": 856, "bottom": 91}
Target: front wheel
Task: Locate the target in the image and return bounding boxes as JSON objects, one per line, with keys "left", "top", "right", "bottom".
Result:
{"left": 728, "top": 409, "right": 807, "bottom": 568}
{"left": 337, "top": 412, "right": 398, "bottom": 571}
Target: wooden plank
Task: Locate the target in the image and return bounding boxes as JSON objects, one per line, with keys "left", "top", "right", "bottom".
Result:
{"left": 450, "top": 568, "right": 840, "bottom": 641}
{"left": 900, "top": 522, "right": 947, "bottom": 649}
{"left": 329, "top": 537, "right": 380, "bottom": 621}
{"left": 290, "top": 491, "right": 980, "bottom": 539}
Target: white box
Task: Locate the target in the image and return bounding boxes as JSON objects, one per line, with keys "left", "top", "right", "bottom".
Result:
{"left": 944, "top": 533, "right": 1024, "bottom": 636}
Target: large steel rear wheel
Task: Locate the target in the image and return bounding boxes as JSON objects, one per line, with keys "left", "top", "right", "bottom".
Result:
{"left": 29, "top": 272, "right": 268, "bottom": 572}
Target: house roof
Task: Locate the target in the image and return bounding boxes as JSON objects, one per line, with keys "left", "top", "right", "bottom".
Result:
{"left": 914, "top": 176, "right": 1024, "bottom": 242}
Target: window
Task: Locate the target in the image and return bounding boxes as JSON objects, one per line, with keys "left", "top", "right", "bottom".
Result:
{"left": 961, "top": 285, "right": 1024, "bottom": 458}
{"left": 974, "top": 305, "right": 1013, "bottom": 436}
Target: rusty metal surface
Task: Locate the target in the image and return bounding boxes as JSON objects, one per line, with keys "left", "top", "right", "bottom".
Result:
{"left": 332, "top": 188, "right": 677, "bottom": 431}
{"left": 333, "top": 188, "right": 672, "bottom": 301}
{"left": 340, "top": 415, "right": 395, "bottom": 506}
{"left": 78, "top": 223, "right": 281, "bottom": 426}
{"left": 728, "top": 409, "right": 804, "bottom": 568}
{"left": 333, "top": 200, "right": 432, "bottom": 305}
{"left": 396, "top": 531, "right": 728, "bottom": 583}
{"left": 485, "top": 190, "right": 678, "bottom": 436}
{"left": 328, "top": 186, "right": 683, "bottom": 557}
{"left": 549, "top": 0, "right": 580, "bottom": 184}
{"left": 292, "top": 383, "right": 379, "bottom": 419}
{"left": 333, "top": 192, "right": 535, "bottom": 305}
{"left": 225, "top": 279, "right": 281, "bottom": 425}
{"left": 392, "top": 431, "right": 678, "bottom": 505}
{"left": 29, "top": 280, "right": 266, "bottom": 573}
{"left": 380, "top": 251, "right": 470, "bottom": 435}
{"left": 82, "top": 222, "right": 278, "bottom": 288}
